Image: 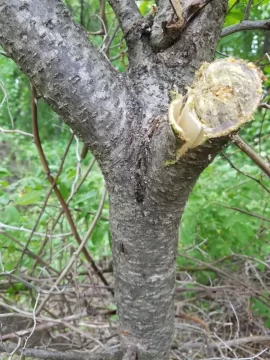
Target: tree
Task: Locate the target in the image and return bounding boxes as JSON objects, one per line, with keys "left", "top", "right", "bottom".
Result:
{"left": 0, "top": 1, "right": 269, "bottom": 359}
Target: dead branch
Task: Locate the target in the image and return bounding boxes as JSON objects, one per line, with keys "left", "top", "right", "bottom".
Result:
{"left": 0, "top": 344, "right": 122, "bottom": 360}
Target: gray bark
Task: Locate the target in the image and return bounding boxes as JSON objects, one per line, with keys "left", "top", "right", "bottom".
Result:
{"left": 108, "top": 0, "right": 142, "bottom": 36}
{"left": 0, "top": 0, "right": 126, "bottom": 162}
{"left": 0, "top": 0, "right": 228, "bottom": 359}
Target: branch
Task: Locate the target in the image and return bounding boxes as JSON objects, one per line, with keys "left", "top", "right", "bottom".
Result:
{"left": 221, "top": 19, "right": 270, "bottom": 37}
{"left": 231, "top": 134, "right": 270, "bottom": 178}
{"left": 259, "top": 102, "right": 270, "bottom": 110}
{"left": 35, "top": 187, "right": 110, "bottom": 315}
{"left": 0, "top": 0, "right": 126, "bottom": 157}
{"left": 0, "top": 50, "right": 9, "bottom": 58}
{"left": 30, "top": 86, "right": 113, "bottom": 295}
{"left": 0, "top": 231, "right": 59, "bottom": 274}
{"left": 222, "top": 153, "right": 270, "bottom": 194}
{"left": 151, "top": 0, "right": 227, "bottom": 82}
{"left": 151, "top": 0, "right": 227, "bottom": 52}
{"left": 244, "top": 0, "right": 253, "bottom": 20}
{"left": 0, "top": 224, "right": 71, "bottom": 238}
{"left": 0, "top": 127, "right": 33, "bottom": 137}
{"left": 150, "top": 0, "right": 176, "bottom": 50}
{"left": 107, "top": 0, "right": 142, "bottom": 36}
{"left": 0, "top": 344, "right": 122, "bottom": 360}
{"left": 220, "top": 204, "right": 270, "bottom": 223}
{"left": 178, "top": 335, "right": 270, "bottom": 351}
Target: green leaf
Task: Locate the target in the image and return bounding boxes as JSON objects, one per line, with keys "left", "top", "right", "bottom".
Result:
{"left": 59, "top": 181, "right": 69, "bottom": 200}
{"left": 7, "top": 244, "right": 16, "bottom": 253}
{"left": 225, "top": 9, "right": 244, "bottom": 26}
{"left": 265, "top": 318, "right": 270, "bottom": 329}
{"left": 4, "top": 206, "right": 20, "bottom": 224}
{"left": 0, "top": 192, "right": 10, "bottom": 205}
{"left": 0, "top": 180, "right": 9, "bottom": 187}
{"left": 0, "top": 167, "right": 11, "bottom": 178}
{"left": 72, "top": 190, "right": 97, "bottom": 205}
{"left": 16, "top": 191, "right": 41, "bottom": 206}
{"left": 252, "top": 298, "right": 270, "bottom": 317}
{"left": 138, "top": 0, "right": 155, "bottom": 15}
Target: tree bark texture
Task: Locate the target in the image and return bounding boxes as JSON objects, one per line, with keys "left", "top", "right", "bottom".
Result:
{"left": 0, "top": 0, "right": 228, "bottom": 359}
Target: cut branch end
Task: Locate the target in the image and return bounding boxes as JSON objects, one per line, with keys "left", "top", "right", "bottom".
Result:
{"left": 169, "top": 58, "right": 264, "bottom": 157}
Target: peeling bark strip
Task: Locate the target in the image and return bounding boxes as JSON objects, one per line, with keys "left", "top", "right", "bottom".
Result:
{"left": 0, "top": 0, "right": 263, "bottom": 359}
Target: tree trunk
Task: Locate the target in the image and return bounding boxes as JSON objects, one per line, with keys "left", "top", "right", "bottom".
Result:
{"left": 110, "top": 193, "right": 180, "bottom": 360}
{"left": 104, "top": 123, "right": 226, "bottom": 359}
{"left": 0, "top": 1, "right": 234, "bottom": 359}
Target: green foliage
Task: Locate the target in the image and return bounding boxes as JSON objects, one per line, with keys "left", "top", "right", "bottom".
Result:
{"left": 252, "top": 296, "right": 270, "bottom": 328}
{"left": 0, "top": 132, "right": 110, "bottom": 272}
{"left": 219, "top": 2, "right": 270, "bottom": 61}
{"left": 181, "top": 148, "right": 270, "bottom": 260}
{"left": 137, "top": 0, "right": 155, "bottom": 15}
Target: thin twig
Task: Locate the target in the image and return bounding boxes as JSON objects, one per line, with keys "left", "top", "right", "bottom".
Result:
{"left": 30, "top": 86, "right": 112, "bottom": 293}
{"left": 0, "top": 127, "right": 33, "bottom": 137}
{"left": 221, "top": 153, "right": 270, "bottom": 193}
{"left": 244, "top": 0, "right": 253, "bottom": 20}
{"left": 259, "top": 103, "right": 270, "bottom": 110}
{"left": 1, "top": 311, "right": 88, "bottom": 341}
{"left": 219, "top": 204, "right": 270, "bottom": 223}
{"left": 179, "top": 254, "right": 270, "bottom": 306}
{"left": 0, "top": 50, "right": 9, "bottom": 58}
{"left": 178, "top": 335, "right": 270, "bottom": 351}
{"left": 0, "top": 79, "right": 14, "bottom": 128}
{"left": 0, "top": 231, "right": 59, "bottom": 274}
{"left": 104, "top": 24, "right": 120, "bottom": 54}
{"left": 227, "top": 0, "right": 239, "bottom": 13}
{"left": 15, "top": 130, "right": 75, "bottom": 268}
{"left": 0, "top": 225, "right": 71, "bottom": 238}
{"left": 35, "top": 187, "right": 107, "bottom": 315}
{"left": 7, "top": 337, "right": 21, "bottom": 360}
{"left": 21, "top": 292, "right": 40, "bottom": 357}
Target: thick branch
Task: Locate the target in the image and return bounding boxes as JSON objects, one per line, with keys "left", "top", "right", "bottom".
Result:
{"left": 151, "top": 0, "right": 227, "bottom": 52}
{"left": 0, "top": 0, "right": 126, "bottom": 158}
{"left": 0, "top": 344, "right": 122, "bottom": 360}
{"left": 107, "top": 0, "right": 142, "bottom": 36}
{"left": 221, "top": 19, "right": 270, "bottom": 37}
{"left": 155, "top": 0, "right": 227, "bottom": 85}
{"left": 150, "top": 0, "right": 179, "bottom": 50}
